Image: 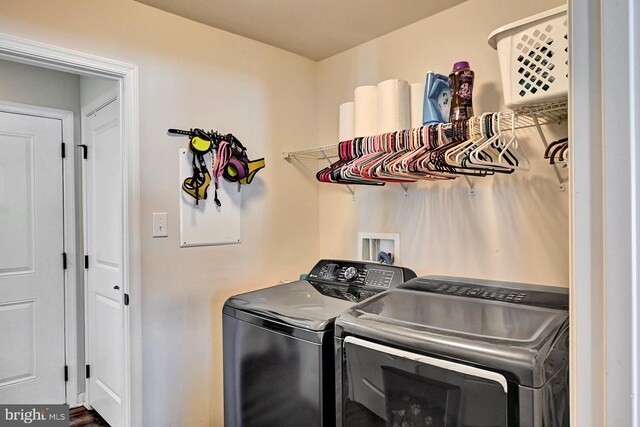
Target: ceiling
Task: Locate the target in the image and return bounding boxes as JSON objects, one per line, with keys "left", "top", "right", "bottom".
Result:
{"left": 134, "top": 0, "right": 467, "bottom": 61}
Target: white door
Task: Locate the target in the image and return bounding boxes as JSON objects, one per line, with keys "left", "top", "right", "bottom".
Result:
{"left": 84, "top": 98, "right": 125, "bottom": 427}
{"left": 0, "top": 111, "right": 66, "bottom": 403}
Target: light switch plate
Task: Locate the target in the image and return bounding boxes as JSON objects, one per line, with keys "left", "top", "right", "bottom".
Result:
{"left": 152, "top": 213, "right": 168, "bottom": 237}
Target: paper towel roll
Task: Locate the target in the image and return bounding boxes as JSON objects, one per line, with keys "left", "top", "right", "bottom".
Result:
{"left": 377, "top": 79, "right": 410, "bottom": 134}
{"left": 410, "top": 82, "right": 426, "bottom": 129}
{"left": 354, "top": 85, "right": 378, "bottom": 137}
{"left": 339, "top": 102, "right": 355, "bottom": 142}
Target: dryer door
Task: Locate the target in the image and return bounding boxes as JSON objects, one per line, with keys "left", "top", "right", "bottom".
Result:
{"left": 342, "top": 337, "right": 510, "bottom": 427}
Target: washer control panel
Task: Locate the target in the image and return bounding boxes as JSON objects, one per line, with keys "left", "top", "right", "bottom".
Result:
{"left": 365, "top": 269, "right": 396, "bottom": 288}
{"left": 310, "top": 261, "right": 399, "bottom": 288}
{"left": 306, "top": 259, "right": 417, "bottom": 302}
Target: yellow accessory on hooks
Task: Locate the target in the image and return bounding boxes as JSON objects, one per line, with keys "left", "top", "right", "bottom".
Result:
{"left": 190, "top": 136, "right": 212, "bottom": 154}
{"left": 240, "top": 158, "right": 266, "bottom": 185}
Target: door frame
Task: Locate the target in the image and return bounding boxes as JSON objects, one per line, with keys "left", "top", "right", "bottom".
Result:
{"left": 0, "top": 100, "right": 75, "bottom": 404}
{"left": 570, "top": 0, "right": 640, "bottom": 425}
{"left": 0, "top": 34, "right": 142, "bottom": 426}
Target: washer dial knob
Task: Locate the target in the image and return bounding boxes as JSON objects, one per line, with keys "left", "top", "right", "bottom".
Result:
{"left": 344, "top": 266, "right": 358, "bottom": 281}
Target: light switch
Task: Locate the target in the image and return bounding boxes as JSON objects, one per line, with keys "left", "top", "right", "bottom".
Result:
{"left": 152, "top": 213, "right": 168, "bottom": 237}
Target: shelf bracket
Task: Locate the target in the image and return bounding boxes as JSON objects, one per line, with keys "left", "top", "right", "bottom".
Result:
{"left": 463, "top": 176, "right": 475, "bottom": 196}
{"left": 532, "top": 113, "right": 566, "bottom": 192}
{"left": 320, "top": 150, "right": 355, "bottom": 199}
{"left": 400, "top": 183, "right": 409, "bottom": 198}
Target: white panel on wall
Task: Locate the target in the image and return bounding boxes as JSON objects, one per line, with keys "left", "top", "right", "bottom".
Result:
{"left": 0, "top": 300, "right": 36, "bottom": 387}
{"left": 179, "top": 148, "right": 241, "bottom": 247}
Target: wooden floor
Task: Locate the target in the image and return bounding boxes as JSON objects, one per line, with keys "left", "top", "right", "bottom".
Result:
{"left": 69, "top": 406, "right": 110, "bottom": 427}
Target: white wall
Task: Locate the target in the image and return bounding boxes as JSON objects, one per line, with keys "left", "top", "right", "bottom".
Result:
{"left": 0, "top": 1, "right": 319, "bottom": 425}
{"left": 80, "top": 76, "right": 117, "bottom": 108}
{"left": 315, "top": 0, "right": 569, "bottom": 287}
{"left": 0, "top": 58, "right": 80, "bottom": 113}
{"left": 0, "top": 58, "right": 81, "bottom": 151}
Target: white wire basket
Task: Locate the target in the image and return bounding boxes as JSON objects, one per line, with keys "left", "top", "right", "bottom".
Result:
{"left": 488, "top": 6, "right": 568, "bottom": 109}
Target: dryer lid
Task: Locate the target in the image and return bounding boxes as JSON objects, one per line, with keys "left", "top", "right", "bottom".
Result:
{"left": 335, "top": 276, "right": 569, "bottom": 387}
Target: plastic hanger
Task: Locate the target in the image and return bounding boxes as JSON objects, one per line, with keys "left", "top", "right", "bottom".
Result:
{"left": 468, "top": 113, "right": 503, "bottom": 165}
{"left": 465, "top": 113, "right": 516, "bottom": 174}
{"left": 445, "top": 118, "right": 475, "bottom": 167}
{"left": 544, "top": 137, "right": 568, "bottom": 159}
{"left": 498, "top": 114, "right": 530, "bottom": 171}
{"left": 415, "top": 124, "right": 458, "bottom": 178}
{"left": 367, "top": 130, "right": 415, "bottom": 182}
{"left": 455, "top": 114, "right": 490, "bottom": 167}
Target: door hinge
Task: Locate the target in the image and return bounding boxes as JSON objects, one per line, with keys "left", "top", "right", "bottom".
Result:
{"left": 61, "top": 142, "right": 66, "bottom": 158}
{"left": 84, "top": 255, "right": 89, "bottom": 269}
{"left": 124, "top": 293, "right": 130, "bottom": 306}
{"left": 86, "top": 365, "right": 91, "bottom": 379}
{"left": 62, "top": 252, "right": 68, "bottom": 270}
{"left": 77, "top": 144, "right": 88, "bottom": 160}
{"left": 64, "top": 366, "right": 69, "bottom": 382}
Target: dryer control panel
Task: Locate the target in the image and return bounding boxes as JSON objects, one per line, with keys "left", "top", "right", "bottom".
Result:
{"left": 401, "top": 276, "right": 569, "bottom": 310}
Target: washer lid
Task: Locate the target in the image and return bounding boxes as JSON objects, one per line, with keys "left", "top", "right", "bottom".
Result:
{"left": 335, "top": 276, "right": 569, "bottom": 387}
{"left": 224, "top": 280, "right": 357, "bottom": 332}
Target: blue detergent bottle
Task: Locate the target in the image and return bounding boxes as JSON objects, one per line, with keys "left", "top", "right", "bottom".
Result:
{"left": 422, "top": 71, "right": 451, "bottom": 125}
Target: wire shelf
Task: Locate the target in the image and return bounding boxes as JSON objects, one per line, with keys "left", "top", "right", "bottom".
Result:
{"left": 511, "top": 99, "right": 568, "bottom": 129}
{"left": 281, "top": 143, "right": 339, "bottom": 160}
{"left": 283, "top": 99, "right": 567, "bottom": 160}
